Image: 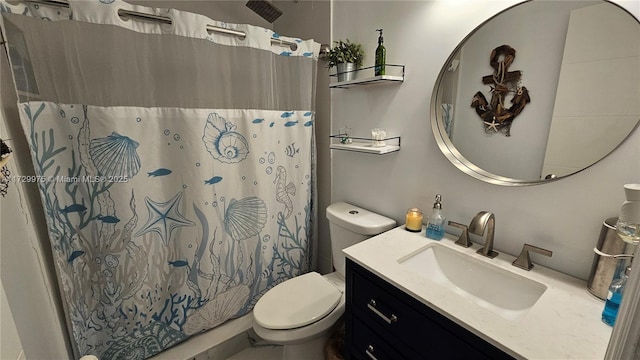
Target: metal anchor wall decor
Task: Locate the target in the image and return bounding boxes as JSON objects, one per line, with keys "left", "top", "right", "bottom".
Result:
{"left": 471, "top": 45, "right": 531, "bottom": 136}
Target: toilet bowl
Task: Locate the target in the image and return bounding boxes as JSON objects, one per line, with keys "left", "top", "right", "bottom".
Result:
{"left": 252, "top": 202, "right": 396, "bottom": 360}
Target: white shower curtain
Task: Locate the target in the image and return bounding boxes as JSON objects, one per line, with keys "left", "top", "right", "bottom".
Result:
{"left": 0, "top": 1, "right": 319, "bottom": 358}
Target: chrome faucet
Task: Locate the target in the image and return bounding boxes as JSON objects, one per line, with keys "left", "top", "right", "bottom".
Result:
{"left": 469, "top": 211, "right": 499, "bottom": 258}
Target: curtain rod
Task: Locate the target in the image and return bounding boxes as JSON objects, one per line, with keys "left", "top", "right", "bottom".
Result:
{"left": 24, "top": 0, "right": 327, "bottom": 53}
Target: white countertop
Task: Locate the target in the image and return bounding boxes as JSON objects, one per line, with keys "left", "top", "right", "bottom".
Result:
{"left": 343, "top": 226, "right": 613, "bottom": 360}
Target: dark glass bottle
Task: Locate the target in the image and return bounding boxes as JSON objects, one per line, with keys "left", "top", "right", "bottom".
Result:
{"left": 375, "top": 29, "right": 386, "bottom": 76}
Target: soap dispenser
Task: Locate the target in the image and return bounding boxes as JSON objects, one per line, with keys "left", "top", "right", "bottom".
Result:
{"left": 426, "top": 194, "right": 446, "bottom": 240}
{"left": 374, "top": 29, "right": 386, "bottom": 76}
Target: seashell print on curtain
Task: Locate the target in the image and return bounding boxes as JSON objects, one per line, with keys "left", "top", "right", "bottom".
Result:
{"left": 17, "top": 103, "right": 315, "bottom": 359}
{"left": 89, "top": 132, "right": 142, "bottom": 179}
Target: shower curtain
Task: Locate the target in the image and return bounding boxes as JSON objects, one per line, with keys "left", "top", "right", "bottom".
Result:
{"left": 0, "top": 1, "right": 319, "bottom": 359}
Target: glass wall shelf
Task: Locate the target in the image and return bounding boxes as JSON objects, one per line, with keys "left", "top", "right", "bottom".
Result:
{"left": 329, "top": 134, "right": 401, "bottom": 154}
{"left": 329, "top": 64, "right": 405, "bottom": 89}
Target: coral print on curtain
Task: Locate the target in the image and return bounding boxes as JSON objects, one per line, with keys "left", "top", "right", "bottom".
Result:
{"left": 0, "top": 0, "right": 319, "bottom": 359}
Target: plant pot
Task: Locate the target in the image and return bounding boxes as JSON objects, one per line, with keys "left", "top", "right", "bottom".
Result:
{"left": 337, "top": 63, "right": 356, "bottom": 82}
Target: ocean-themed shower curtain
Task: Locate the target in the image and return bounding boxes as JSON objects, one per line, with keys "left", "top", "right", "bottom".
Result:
{"left": 0, "top": 1, "right": 318, "bottom": 358}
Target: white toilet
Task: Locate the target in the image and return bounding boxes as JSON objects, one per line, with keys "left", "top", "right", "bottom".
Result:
{"left": 252, "top": 202, "right": 396, "bottom": 360}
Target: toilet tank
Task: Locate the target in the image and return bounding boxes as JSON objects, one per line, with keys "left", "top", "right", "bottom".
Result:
{"left": 326, "top": 202, "right": 396, "bottom": 277}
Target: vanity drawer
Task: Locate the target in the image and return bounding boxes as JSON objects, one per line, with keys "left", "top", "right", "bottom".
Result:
{"left": 346, "top": 259, "right": 514, "bottom": 360}
{"left": 350, "top": 317, "right": 414, "bottom": 360}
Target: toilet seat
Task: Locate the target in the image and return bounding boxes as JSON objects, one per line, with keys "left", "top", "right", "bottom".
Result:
{"left": 253, "top": 272, "right": 342, "bottom": 330}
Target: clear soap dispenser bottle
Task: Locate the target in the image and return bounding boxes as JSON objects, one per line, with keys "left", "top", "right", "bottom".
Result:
{"left": 602, "top": 263, "right": 630, "bottom": 326}
{"left": 426, "top": 194, "right": 446, "bottom": 240}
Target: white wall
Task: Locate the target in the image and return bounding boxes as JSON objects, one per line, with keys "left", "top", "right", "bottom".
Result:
{"left": 1, "top": 279, "right": 25, "bottom": 360}
{"left": 331, "top": 0, "right": 640, "bottom": 281}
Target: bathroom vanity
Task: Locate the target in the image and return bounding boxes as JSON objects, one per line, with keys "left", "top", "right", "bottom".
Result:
{"left": 346, "top": 259, "right": 513, "bottom": 359}
{"left": 343, "top": 226, "right": 612, "bottom": 359}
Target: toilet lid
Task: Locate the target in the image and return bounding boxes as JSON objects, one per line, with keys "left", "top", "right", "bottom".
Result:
{"left": 254, "top": 272, "right": 342, "bottom": 330}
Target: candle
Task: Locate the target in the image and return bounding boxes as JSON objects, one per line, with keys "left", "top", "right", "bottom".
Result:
{"left": 405, "top": 208, "right": 423, "bottom": 232}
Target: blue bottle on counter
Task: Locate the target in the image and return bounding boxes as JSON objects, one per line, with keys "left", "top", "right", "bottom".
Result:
{"left": 426, "top": 194, "right": 445, "bottom": 240}
{"left": 602, "top": 265, "right": 630, "bottom": 326}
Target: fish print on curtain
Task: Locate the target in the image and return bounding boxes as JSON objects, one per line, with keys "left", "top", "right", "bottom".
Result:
{"left": 18, "top": 103, "right": 314, "bottom": 359}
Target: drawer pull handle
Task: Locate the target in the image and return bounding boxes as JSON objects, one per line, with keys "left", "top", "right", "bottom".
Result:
{"left": 366, "top": 345, "right": 378, "bottom": 360}
{"left": 367, "top": 299, "right": 398, "bottom": 324}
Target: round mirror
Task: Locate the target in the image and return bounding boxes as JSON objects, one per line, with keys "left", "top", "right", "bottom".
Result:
{"left": 431, "top": 0, "right": 640, "bottom": 186}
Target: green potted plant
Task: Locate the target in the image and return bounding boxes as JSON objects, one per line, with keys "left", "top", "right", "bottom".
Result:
{"left": 327, "top": 39, "right": 365, "bottom": 82}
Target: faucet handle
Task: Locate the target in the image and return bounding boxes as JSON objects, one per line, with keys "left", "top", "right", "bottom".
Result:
{"left": 448, "top": 221, "right": 472, "bottom": 248}
{"left": 512, "top": 244, "right": 553, "bottom": 271}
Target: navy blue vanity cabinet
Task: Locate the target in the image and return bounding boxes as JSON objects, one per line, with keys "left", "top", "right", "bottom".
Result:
{"left": 345, "top": 259, "right": 515, "bottom": 360}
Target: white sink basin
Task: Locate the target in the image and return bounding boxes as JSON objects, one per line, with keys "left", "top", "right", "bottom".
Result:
{"left": 398, "top": 243, "right": 547, "bottom": 320}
